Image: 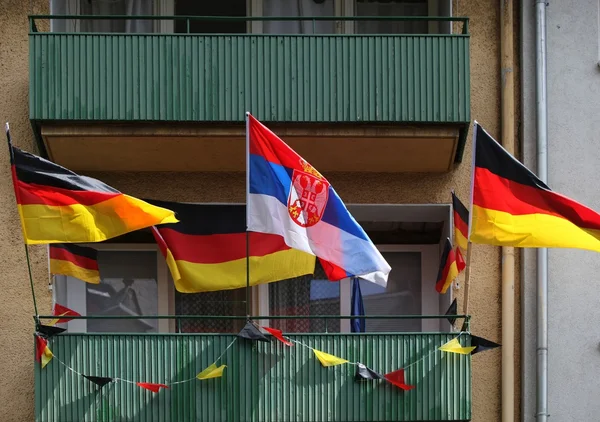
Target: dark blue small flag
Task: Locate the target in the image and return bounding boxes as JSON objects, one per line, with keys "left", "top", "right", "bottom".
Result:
{"left": 351, "top": 277, "right": 365, "bottom": 333}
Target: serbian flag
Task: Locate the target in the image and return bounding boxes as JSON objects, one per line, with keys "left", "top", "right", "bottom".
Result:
{"left": 149, "top": 200, "right": 315, "bottom": 293}
{"left": 451, "top": 191, "right": 469, "bottom": 252}
{"left": 49, "top": 243, "right": 100, "bottom": 284}
{"left": 6, "top": 126, "right": 177, "bottom": 244}
{"left": 435, "top": 238, "right": 459, "bottom": 294}
{"left": 247, "top": 114, "right": 390, "bottom": 286}
{"left": 471, "top": 123, "right": 600, "bottom": 251}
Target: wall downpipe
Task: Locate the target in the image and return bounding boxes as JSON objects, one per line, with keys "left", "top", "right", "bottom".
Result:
{"left": 534, "top": 0, "right": 549, "bottom": 421}
{"left": 500, "top": 2, "right": 515, "bottom": 422}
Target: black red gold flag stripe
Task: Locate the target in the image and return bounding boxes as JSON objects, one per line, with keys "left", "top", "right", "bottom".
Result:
{"left": 435, "top": 238, "right": 459, "bottom": 294}
{"left": 451, "top": 191, "right": 469, "bottom": 252}
{"left": 148, "top": 200, "right": 316, "bottom": 293}
{"left": 49, "top": 243, "right": 100, "bottom": 284}
{"left": 471, "top": 123, "right": 600, "bottom": 251}
{"left": 6, "top": 132, "right": 177, "bottom": 244}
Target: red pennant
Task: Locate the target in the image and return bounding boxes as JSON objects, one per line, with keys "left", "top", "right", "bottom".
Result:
{"left": 455, "top": 247, "right": 466, "bottom": 273}
{"left": 53, "top": 303, "right": 81, "bottom": 323}
{"left": 35, "top": 335, "right": 47, "bottom": 362}
{"left": 136, "top": 382, "right": 169, "bottom": 393}
{"left": 319, "top": 258, "right": 348, "bottom": 281}
{"left": 263, "top": 327, "right": 293, "bottom": 346}
{"left": 384, "top": 369, "right": 414, "bottom": 391}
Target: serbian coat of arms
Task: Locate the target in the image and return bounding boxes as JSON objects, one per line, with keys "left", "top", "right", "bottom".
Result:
{"left": 287, "top": 160, "right": 329, "bottom": 228}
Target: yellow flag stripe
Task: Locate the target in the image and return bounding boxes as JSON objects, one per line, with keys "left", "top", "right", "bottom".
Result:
{"left": 49, "top": 258, "right": 100, "bottom": 284}
{"left": 168, "top": 249, "right": 316, "bottom": 293}
{"left": 18, "top": 194, "right": 177, "bottom": 244}
{"left": 470, "top": 205, "right": 600, "bottom": 251}
{"left": 454, "top": 228, "right": 468, "bottom": 252}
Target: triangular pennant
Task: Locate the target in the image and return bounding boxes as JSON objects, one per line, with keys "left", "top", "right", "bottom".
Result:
{"left": 83, "top": 375, "right": 114, "bottom": 387}
{"left": 36, "top": 324, "right": 66, "bottom": 338}
{"left": 237, "top": 322, "right": 269, "bottom": 342}
{"left": 355, "top": 363, "right": 383, "bottom": 380}
{"left": 312, "top": 349, "right": 348, "bottom": 367}
{"left": 471, "top": 335, "right": 501, "bottom": 355}
{"left": 50, "top": 304, "right": 81, "bottom": 325}
{"left": 444, "top": 299, "right": 458, "bottom": 326}
{"left": 263, "top": 326, "right": 293, "bottom": 346}
{"left": 439, "top": 338, "right": 476, "bottom": 355}
{"left": 35, "top": 335, "right": 54, "bottom": 369}
{"left": 136, "top": 382, "right": 169, "bottom": 393}
{"left": 384, "top": 368, "right": 414, "bottom": 391}
{"left": 196, "top": 363, "right": 226, "bottom": 380}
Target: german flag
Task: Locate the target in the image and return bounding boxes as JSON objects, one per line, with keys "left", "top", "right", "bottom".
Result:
{"left": 149, "top": 200, "right": 316, "bottom": 293}
{"left": 49, "top": 243, "right": 100, "bottom": 284}
{"left": 435, "top": 238, "right": 459, "bottom": 294}
{"left": 471, "top": 123, "right": 600, "bottom": 251}
{"left": 35, "top": 335, "right": 53, "bottom": 369}
{"left": 452, "top": 191, "right": 469, "bottom": 252}
{"left": 7, "top": 131, "right": 177, "bottom": 244}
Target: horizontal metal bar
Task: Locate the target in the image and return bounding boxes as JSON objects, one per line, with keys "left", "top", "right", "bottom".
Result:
{"left": 37, "top": 331, "right": 465, "bottom": 337}
{"left": 31, "top": 14, "right": 468, "bottom": 23}
{"left": 29, "top": 32, "right": 470, "bottom": 38}
{"left": 37, "top": 314, "right": 469, "bottom": 320}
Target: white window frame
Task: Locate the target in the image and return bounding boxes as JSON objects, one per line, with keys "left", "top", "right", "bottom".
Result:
{"left": 50, "top": 243, "right": 174, "bottom": 333}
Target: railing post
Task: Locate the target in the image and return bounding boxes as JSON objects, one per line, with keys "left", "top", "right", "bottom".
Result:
{"left": 186, "top": 18, "right": 190, "bottom": 34}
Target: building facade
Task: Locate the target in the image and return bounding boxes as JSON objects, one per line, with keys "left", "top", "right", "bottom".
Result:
{"left": 0, "top": 1, "right": 518, "bottom": 421}
{"left": 521, "top": 1, "right": 600, "bottom": 420}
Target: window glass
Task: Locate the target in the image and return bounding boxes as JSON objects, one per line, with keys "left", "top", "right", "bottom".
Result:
{"left": 355, "top": 0, "right": 428, "bottom": 34}
{"left": 175, "top": 288, "right": 247, "bottom": 333}
{"left": 263, "top": 0, "right": 335, "bottom": 34}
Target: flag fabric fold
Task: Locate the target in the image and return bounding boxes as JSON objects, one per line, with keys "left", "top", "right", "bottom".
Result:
{"left": 247, "top": 114, "right": 390, "bottom": 286}
{"left": 49, "top": 303, "right": 81, "bottom": 325}
{"left": 237, "top": 321, "right": 269, "bottom": 342}
{"left": 384, "top": 369, "right": 414, "bottom": 391}
{"left": 435, "top": 238, "right": 459, "bottom": 294}
{"left": 196, "top": 363, "right": 226, "bottom": 380}
{"left": 350, "top": 277, "right": 365, "bottom": 333}
{"left": 49, "top": 243, "right": 100, "bottom": 284}
{"left": 471, "top": 335, "right": 501, "bottom": 355}
{"left": 136, "top": 382, "right": 169, "bottom": 393}
{"left": 355, "top": 363, "right": 383, "bottom": 381}
{"left": 83, "top": 375, "right": 114, "bottom": 387}
{"left": 452, "top": 191, "right": 469, "bottom": 252}
{"left": 149, "top": 200, "right": 316, "bottom": 293}
{"left": 471, "top": 122, "right": 600, "bottom": 252}
{"left": 444, "top": 298, "right": 458, "bottom": 326}
{"left": 312, "top": 349, "right": 348, "bottom": 367}
{"left": 36, "top": 324, "right": 66, "bottom": 338}
{"left": 7, "top": 137, "right": 177, "bottom": 244}
{"left": 263, "top": 326, "right": 293, "bottom": 346}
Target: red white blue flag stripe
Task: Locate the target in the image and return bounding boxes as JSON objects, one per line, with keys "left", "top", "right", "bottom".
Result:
{"left": 246, "top": 114, "right": 390, "bottom": 286}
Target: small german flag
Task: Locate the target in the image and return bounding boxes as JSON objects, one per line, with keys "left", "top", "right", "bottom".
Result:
{"left": 451, "top": 191, "right": 469, "bottom": 252}
{"left": 471, "top": 123, "right": 600, "bottom": 251}
{"left": 6, "top": 127, "right": 178, "bottom": 244}
{"left": 49, "top": 243, "right": 100, "bottom": 284}
{"left": 35, "top": 335, "right": 53, "bottom": 369}
{"left": 149, "top": 200, "right": 316, "bottom": 293}
{"left": 435, "top": 238, "right": 459, "bottom": 294}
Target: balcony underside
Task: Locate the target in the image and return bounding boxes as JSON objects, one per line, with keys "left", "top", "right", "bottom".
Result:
{"left": 35, "top": 333, "right": 471, "bottom": 422}
{"left": 41, "top": 122, "right": 461, "bottom": 173}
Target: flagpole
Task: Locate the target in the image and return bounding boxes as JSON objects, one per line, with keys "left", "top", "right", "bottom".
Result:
{"left": 5, "top": 123, "right": 39, "bottom": 318}
{"left": 461, "top": 241, "right": 472, "bottom": 318}
{"left": 245, "top": 112, "right": 250, "bottom": 318}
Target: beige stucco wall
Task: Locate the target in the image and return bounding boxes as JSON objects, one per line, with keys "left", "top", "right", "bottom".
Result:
{"left": 0, "top": 0, "right": 518, "bottom": 421}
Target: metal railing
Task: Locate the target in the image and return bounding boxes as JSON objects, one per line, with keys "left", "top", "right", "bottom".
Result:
{"left": 36, "top": 314, "right": 471, "bottom": 334}
{"left": 29, "top": 15, "right": 469, "bottom": 35}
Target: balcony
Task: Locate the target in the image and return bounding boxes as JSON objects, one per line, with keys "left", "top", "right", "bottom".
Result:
{"left": 35, "top": 315, "right": 472, "bottom": 422}
{"left": 29, "top": 15, "right": 470, "bottom": 173}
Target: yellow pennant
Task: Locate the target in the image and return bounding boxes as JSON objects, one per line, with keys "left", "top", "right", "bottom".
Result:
{"left": 41, "top": 345, "right": 54, "bottom": 369}
{"left": 439, "top": 338, "right": 476, "bottom": 355}
{"left": 196, "top": 363, "right": 226, "bottom": 380}
{"left": 313, "top": 349, "right": 348, "bottom": 367}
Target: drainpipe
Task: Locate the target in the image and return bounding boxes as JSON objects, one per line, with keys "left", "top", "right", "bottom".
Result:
{"left": 500, "top": 2, "right": 515, "bottom": 422}
{"left": 535, "top": 1, "right": 549, "bottom": 421}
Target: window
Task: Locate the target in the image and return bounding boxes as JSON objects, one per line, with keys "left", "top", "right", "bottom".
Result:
{"left": 52, "top": 205, "right": 454, "bottom": 334}
{"left": 174, "top": 0, "right": 247, "bottom": 34}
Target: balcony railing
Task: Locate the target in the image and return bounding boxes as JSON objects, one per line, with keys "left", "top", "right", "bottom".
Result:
{"left": 29, "top": 15, "right": 470, "bottom": 128}
{"left": 35, "top": 314, "right": 472, "bottom": 422}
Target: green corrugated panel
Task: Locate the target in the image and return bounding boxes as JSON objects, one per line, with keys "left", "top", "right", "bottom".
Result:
{"left": 29, "top": 34, "right": 470, "bottom": 124}
{"left": 35, "top": 333, "right": 471, "bottom": 422}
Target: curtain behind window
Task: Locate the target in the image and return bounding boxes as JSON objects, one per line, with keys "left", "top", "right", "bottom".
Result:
{"left": 355, "top": 0, "right": 428, "bottom": 34}
{"left": 263, "top": 0, "right": 335, "bottom": 34}
{"left": 50, "top": 0, "right": 154, "bottom": 33}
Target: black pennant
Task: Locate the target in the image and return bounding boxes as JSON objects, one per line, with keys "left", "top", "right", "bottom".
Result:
{"left": 355, "top": 363, "right": 383, "bottom": 381}
{"left": 83, "top": 375, "right": 114, "bottom": 387}
{"left": 237, "top": 321, "right": 269, "bottom": 342}
{"left": 444, "top": 298, "right": 458, "bottom": 326}
{"left": 36, "top": 324, "right": 66, "bottom": 338}
{"left": 471, "top": 335, "right": 501, "bottom": 355}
